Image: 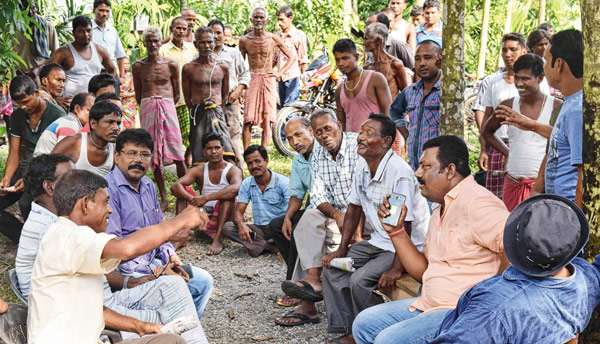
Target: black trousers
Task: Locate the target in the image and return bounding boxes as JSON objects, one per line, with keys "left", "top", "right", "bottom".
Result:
{"left": 265, "top": 210, "right": 305, "bottom": 280}
{"left": 0, "top": 171, "right": 31, "bottom": 244}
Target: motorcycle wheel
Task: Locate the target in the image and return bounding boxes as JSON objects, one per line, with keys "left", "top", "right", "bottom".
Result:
{"left": 272, "top": 106, "right": 312, "bottom": 156}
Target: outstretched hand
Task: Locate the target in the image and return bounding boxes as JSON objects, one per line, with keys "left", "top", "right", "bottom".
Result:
{"left": 495, "top": 105, "right": 533, "bottom": 131}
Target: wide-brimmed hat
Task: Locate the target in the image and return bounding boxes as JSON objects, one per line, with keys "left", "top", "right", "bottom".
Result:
{"left": 503, "top": 194, "right": 589, "bottom": 277}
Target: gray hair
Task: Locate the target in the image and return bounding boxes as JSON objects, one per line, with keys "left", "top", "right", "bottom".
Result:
{"left": 252, "top": 7, "right": 268, "bottom": 17}
{"left": 142, "top": 26, "right": 162, "bottom": 42}
{"left": 365, "top": 22, "right": 388, "bottom": 45}
{"left": 194, "top": 26, "right": 214, "bottom": 41}
{"left": 310, "top": 108, "right": 337, "bottom": 125}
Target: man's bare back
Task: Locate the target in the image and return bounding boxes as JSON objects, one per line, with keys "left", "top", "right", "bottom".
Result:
{"left": 132, "top": 56, "right": 180, "bottom": 104}
{"left": 182, "top": 57, "right": 229, "bottom": 106}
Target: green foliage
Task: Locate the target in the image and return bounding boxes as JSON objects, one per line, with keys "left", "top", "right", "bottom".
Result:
{"left": 0, "top": 0, "right": 32, "bottom": 82}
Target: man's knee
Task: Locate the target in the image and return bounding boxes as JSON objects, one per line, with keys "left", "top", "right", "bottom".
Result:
{"left": 222, "top": 221, "right": 236, "bottom": 237}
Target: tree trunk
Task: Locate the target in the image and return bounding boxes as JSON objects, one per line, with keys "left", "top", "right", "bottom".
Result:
{"left": 581, "top": 0, "right": 600, "bottom": 341}
{"left": 538, "top": 0, "right": 546, "bottom": 24}
{"left": 498, "top": 0, "right": 513, "bottom": 67}
{"left": 439, "top": 0, "right": 465, "bottom": 137}
{"left": 476, "top": 0, "right": 491, "bottom": 79}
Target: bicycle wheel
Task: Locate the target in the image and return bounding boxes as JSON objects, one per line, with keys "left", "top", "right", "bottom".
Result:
{"left": 271, "top": 106, "right": 310, "bottom": 156}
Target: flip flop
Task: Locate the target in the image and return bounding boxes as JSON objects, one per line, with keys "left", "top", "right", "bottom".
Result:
{"left": 274, "top": 311, "right": 320, "bottom": 327}
{"left": 276, "top": 296, "right": 301, "bottom": 307}
{"left": 327, "top": 339, "right": 344, "bottom": 344}
{"left": 281, "top": 280, "right": 323, "bottom": 302}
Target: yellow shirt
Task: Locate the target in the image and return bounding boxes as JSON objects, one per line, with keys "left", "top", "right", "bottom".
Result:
{"left": 411, "top": 175, "right": 509, "bottom": 313}
{"left": 159, "top": 41, "right": 197, "bottom": 107}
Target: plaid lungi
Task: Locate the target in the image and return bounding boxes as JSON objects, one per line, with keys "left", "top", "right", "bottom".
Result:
{"left": 486, "top": 147, "right": 506, "bottom": 199}
{"left": 502, "top": 174, "right": 535, "bottom": 211}
{"left": 176, "top": 105, "right": 190, "bottom": 147}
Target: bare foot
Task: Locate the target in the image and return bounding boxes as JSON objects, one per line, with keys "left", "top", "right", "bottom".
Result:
{"left": 275, "top": 301, "right": 318, "bottom": 325}
{"left": 208, "top": 240, "right": 223, "bottom": 255}
{"left": 277, "top": 295, "right": 301, "bottom": 307}
{"left": 327, "top": 334, "right": 355, "bottom": 344}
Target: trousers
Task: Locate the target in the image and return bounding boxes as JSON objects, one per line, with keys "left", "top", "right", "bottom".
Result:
{"left": 293, "top": 209, "right": 341, "bottom": 270}
{"left": 264, "top": 210, "right": 304, "bottom": 280}
{"left": 222, "top": 222, "right": 269, "bottom": 257}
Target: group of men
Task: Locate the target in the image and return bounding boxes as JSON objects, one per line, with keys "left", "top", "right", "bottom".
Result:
{"left": 0, "top": 0, "right": 598, "bottom": 343}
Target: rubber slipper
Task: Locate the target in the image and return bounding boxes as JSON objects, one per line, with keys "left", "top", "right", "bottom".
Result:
{"left": 274, "top": 311, "right": 320, "bottom": 327}
{"left": 276, "top": 296, "right": 301, "bottom": 307}
{"left": 327, "top": 338, "right": 344, "bottom": 344}
{"left": 281, "top": 280, "right": 323, "bottom": 302}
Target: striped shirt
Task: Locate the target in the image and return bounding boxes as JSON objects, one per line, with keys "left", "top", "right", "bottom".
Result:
{"left": 391, "top": 77, "right": 441, "bottom": 170}
{"left": 310, "top": 132, "right": 360, "bottom": 211}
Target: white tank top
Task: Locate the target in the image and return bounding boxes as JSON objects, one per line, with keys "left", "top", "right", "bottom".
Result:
{"left": 64, "top": 43, "right": 104, "bottom": 98}
{"left": 506, "top": 95, "right": 553, "bottom": 179}
{"left": 390, "top": 20, "right": 407, "bottom": 43}
{"left": 75, "top": 132, "right": 114, "bottom": 177}
{"left": 202, "top": 162, "right": 233, "bottom": 208}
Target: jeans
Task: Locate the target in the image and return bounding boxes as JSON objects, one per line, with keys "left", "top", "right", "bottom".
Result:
{"left": 352, "top": 297, "right": 451, "bottom": 344}
{"left": 278, "top": 77, "right": 300, "bottom": 107}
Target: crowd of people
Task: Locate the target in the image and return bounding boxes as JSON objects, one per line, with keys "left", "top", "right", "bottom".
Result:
{"left": 0, "top": 0, "right": 596, "bottom": 343}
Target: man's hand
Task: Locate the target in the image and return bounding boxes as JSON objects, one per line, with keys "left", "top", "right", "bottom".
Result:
{"left": 189, "top": 195, "right": 208, "bottom": 207}
{"left": 495, "top": 105, "right": 533, "bottom": 131}
{"left": 268, "top": 70, "right": 282, "bottom": 79}
{"left": 170, "top": 253, "right": 183, "bottom": 266}
{"left": 321, "top": 249, "right": 347, "bottom": 268}
{"left": 378, "top": 194, "right": 407, "bottom": 234}
{"left": 228, "top": 87, "right": 243, "bottom": 104}
{"left": 332, "top": 209, "right": 345, "bottom": 230}
{"left": 169, "top": 254, "right": 191, "bottom": 282}
{"left": 169, "top": 229, "right": 194, "bottom": 244}
{"left": 176, "top": 205, "right": 209, "bottom": 230}
{"left": 478, "top": 151, "right": 489, "bottom": 171}
{"left": 238, "top": 223, "right": 253, "bottom": 243}
{"left": 282, "top": 217, "right": 293, "bottom": 241}
{"left": 127, "top": 275, "right": 155, "bottom": 288}
{"left": 55, "top": 96, "right": 72, "bottom": 111}
{"left": 12, "top": 178, "right": 24, "bottom": 193}
{"left": 134, "top": 320, "right": 162, "bottom": 336}
{"left": 378, "top": 267, "right": 403, "bottom": 289}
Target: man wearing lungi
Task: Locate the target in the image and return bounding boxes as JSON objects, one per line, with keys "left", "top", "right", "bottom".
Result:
{"left": 132, "top": 26, "right": 187, "bottom": 211}
{"left": 182, "top": 27, "right": 235, "bottom": 165}
{"left": 239, "top": 7, "right": 296, "bottom": 149}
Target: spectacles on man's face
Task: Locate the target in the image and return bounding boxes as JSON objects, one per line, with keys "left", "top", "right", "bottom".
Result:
{"left": 121, "top": 150, "right": 152, "bottom": 161}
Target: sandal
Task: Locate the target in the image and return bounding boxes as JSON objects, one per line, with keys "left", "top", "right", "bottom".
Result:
{"left": 281, "top": 280, "right": 323, "bottom": 302}
{"left": 274, "top": 311, "right": 320, "bottom": 327}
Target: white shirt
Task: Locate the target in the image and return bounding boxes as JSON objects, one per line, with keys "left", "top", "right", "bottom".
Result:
{"left": 347, "top": 149, "right": 430, "bottom": 252}
{"left": 27, "top": 217, "right": 119, "bottom": 344}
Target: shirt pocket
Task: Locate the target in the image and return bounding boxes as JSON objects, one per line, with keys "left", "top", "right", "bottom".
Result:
{"left": 423, "top": 105, "right": 440, "bottom": 128}
{"left": 264, "top": 190, "right": 284, "bottom": 206}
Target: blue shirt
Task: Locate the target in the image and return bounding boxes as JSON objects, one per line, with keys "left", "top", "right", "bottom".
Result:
{"left": 287, "top": 143, "right": 317, "bottom": 209}
{"left": 545, "top": 90, "right": 582, "bottom": 200}
{"left": 238, "top": 170, "right": 289, "bottom": 226}
{"left": 416, "top": 21, "right": 444, "bottom": 45}
{"left": 105, "top": 168, "right": 175, "bottom": 275}
{"left": 91, "top": 20, "right": 126, "bottom": 64}
{"left": 430, "top": 257, "right": 600, "bottom": 344}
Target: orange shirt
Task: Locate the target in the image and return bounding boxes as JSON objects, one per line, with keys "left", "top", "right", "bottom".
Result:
{"left": 410, "top": 175, "right": 509, "bottom": 313}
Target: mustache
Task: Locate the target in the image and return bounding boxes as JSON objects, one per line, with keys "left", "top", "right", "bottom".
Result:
{"left": 417, "top": 177, "right": 426, "bottom": 185}
{"left": 251, "top": 168, "right": 261, "bottom": 173}
{"left": 128, "top": 163, "right": 146, "bottom": 171}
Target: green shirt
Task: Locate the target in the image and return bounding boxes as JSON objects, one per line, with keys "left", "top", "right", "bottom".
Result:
{"left": 10, "top": 100, "right": 65, "bottom": 172}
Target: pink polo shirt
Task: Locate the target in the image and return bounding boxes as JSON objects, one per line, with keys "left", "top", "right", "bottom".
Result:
{"left": 410, "top": 175, "right": 509, "bottom": 313}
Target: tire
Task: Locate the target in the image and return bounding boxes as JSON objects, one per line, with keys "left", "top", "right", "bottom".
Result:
{"left": 272, "top": 106, "right": 312, "bottom": 156}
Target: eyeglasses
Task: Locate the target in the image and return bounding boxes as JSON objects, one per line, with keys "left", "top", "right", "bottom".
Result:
{"left": 121, "top": 150, "right": 152, "bottom": 161}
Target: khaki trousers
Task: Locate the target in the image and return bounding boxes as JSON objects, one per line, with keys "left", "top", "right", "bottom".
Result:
{"left": 293, "top": 208, "right": 342, "bottom": 271}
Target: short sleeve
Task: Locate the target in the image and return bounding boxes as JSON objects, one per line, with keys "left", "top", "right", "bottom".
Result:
{"left": 481, "top": 83, "right": 495, "bottom": 108}
{"left": 287, "top": 158, "right": 307, "bottom": 199}
{"left": 296, "top": 32, "right": 309, "bottom": 64}
{"left": 66, "top": 229, "right": 119, "bottom": 274}
{"left": 429, "top": 305, "right": 508, "bottom": 343}
{"left": 9, "top": 111, "right": 24, "bottom": 138}
{"left": 470, "top": 196, "right": 508, "bottom": 253}
{"left": 237, "top": 178, "right": 251, "bottom": 204}
{"left": 105, "top": 184, "right": 122, "bottom": 238}
{"left": 566, "top": 110, "right": 583, "bottom": 166}
{"left": 346, "top": 169, "right": 362, "bottom": 206}
{"left": 114, "top": 31, "right": 126, "bottom": 59}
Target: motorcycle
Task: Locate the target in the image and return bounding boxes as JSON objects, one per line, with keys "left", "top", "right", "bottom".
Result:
{"left": 271, "top": 46, "right": 341, "bottom": 156}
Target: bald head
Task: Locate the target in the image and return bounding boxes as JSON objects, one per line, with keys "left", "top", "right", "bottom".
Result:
{"left": 367, "top": 14, "right": 377, "bottom": 26}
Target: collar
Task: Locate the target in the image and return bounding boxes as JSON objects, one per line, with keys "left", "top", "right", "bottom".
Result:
{"left": 91, "top": 20, "right": 110, "bottom": 31}
{"left": 414, "top": 75, "right": 442, "bottom": 91}
{"left": 164, "top": 40, "right": 192, "bottom": 52}
{"left": 250, "top": 169, "right": 277, "bottom": 190}
{"left": 502, "top": 265, "right": 577, "bottom": 288}
{"left": 280, "top": 27, "right": 297, "bottom": 38}
{"left": 445, "top": 175, "right": 475, "bottom": 202}
{"left": 325, "top": 132, "right": 350, "bottom": 161}
{"left": 297, "top": 141, "right": 318, "bottom": 163}
{"left": 418, "top": 20, "right": 442, "bottom": 32}
{"left": 30, "top": 201, "right": 57, "bottom": 219}
{"left": 362, "top": 149, "right": 395, "bottom": 182}
{"left": 112, "top": 166, "right": 152, "bottom": 193}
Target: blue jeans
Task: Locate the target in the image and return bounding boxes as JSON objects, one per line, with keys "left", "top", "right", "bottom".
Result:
{"left": 278, "top": 77, "right": 300, "bottom": 107}
{"left": 352, "top": 297, "right": 451, "bottom": 344}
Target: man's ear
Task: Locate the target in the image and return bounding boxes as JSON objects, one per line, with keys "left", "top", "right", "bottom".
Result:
{"left": 40, "top": 77, "right": 48, "bottom": 87}
{"left": 81, "top": 195, "right": 91, "bottom": 215}
{"left": 42, "top": 180, "right": 54, "bottom": 197}
{"left": 383, "top": 136, "right": 392, "bottom": 149}
{"left": 446, "top": 163, "right": 457, "bottom": 180}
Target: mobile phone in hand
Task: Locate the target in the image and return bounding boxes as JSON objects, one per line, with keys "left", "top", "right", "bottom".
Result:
{"left": 382, "top": 193, "right": 406, "bottom": 226}
{"left": 249, "top": 231, "right": 256, "bottom": 241}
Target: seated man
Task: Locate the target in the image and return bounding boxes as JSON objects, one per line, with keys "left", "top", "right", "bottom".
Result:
{"left": 88, "top": 72, "right": 118, "bottom": 96}
{"left": 222, "top": 145, "right": 289, "bottom": 257}
{"left": 105, "top": 129, "right": 213, "bottom": 320}
{"left": 429, "top": 195, "right": 599, "bottom": 343}
{"left": 353, "top": 136, "right": 510, "bottom": 344}
{"left": 28, "top": 169, "right": 206, "bottom": 342}
{"left": 52, "top": 100, "right": 120, "bottom": 176}
{"left": 320, "top": 114, "right": 430, "bottom": 343}
{"left": 266, "top": 116, "right": 316, "bottom": 307}
{"left": 277, "top": 109, "right": 359, "bottom": 325}
{"left": 34, "top": 92, "right": 94, "bottom": 155}
{"left": 16, "top": 154, "right": 206, "bottom": 343}
{"left": 37, "top": 63, "right": 70, "bottom": 112}
{"left": 171, "top": 132, "right": 243, "bottom": 255}
{"left": 0, "top": 75, "right": 64, "bottom": 243}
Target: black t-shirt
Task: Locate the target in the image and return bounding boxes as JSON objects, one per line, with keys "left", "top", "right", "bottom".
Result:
{"left": 10, "top": 100, "right": 65, "bottom": 172}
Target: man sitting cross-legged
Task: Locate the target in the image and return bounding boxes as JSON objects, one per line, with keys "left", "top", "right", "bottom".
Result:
{"left": 222, "top": 145, "right": 290, "bottom": 256}
{"left": 276, "top": 109, "right": 359, "bottom": 326}
{"left": 16, "top": 154, "right": 207, "bottom": 343}
{"left": 320, "top": 114, "right": 430, "bottom": 344}
{"left": 105, "top": 129, "right": 214, "bottom": 321}
{"left": 266, "top": 116, "right": 316, "bottom": 308}
{"left": 52, "top": 100, "right": 120, "bottom": 176}
{"left": 171, "top": 132, "right": 243, "bottom": 255}
{"left": 27, "top": 169, "right": 206, "bottom": 343}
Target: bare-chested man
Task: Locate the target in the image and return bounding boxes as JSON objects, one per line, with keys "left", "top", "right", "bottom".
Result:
{"left": 47, "top": 15, "right": 116, "bottom": 98}
{"left": 162, "top": 8, "right": 197, "bottom": 44}
{"left": 239, "top": 7, "right": 296, "bottom": 149}
{"left": 132, "top": 26, "right": 187, "bottom": 211}
{"left": 171, "top": 132, "right": 243, "bottom": 255}
{"left": 182, "top": 27, "right": 234, "bottom": 165}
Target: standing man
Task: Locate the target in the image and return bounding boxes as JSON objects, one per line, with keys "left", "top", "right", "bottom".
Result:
{"left": 365, "top": 13, "right": 415, "bottom": 74}
{"left": 208, "top": 19, "right": 250, "bottom": 167}
{"left": 389, "top": 0, "right": 417, "bottom": 52}
{"left": 224, "top": 26, "right": 235, "bottom": 47}
{"left": 37, "top": 63, "right": 70, "bottom": 111}
{"left": 92, "top": 0, "right": 127, "bottom": 79}
{"left": 239, "top": 7, "right": 296, "bottom": 149}
{"left": 222, "top": 145, "right": 290, "bottom": 256}
{"left": 182, "top": 27, "right": 234, "bottom": 165}
{"left": 163, "top": 8, "right": 197, "bottom": 44}
{"left": 541, "top": 30, "right": 584, "bottom": 206}
{"left": 132, "top": 26, "right": 187, "bottom": 210}
{"left": 160, "top": 16, "right": 197, "bottom": 152}
{"left": 47, "top": 15, "right": 116, "bottom": 98}
{"left": 415, "top": 0, "right": 443, "bottom": 45}
{"left": 390, "top": 39, "right": 442, "bottom": 171}
{"left": 275, "top": 5, "right": 309, "bottom": 106}
{"left": 333, "top": 38, "right": 391, "bottom": 133}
